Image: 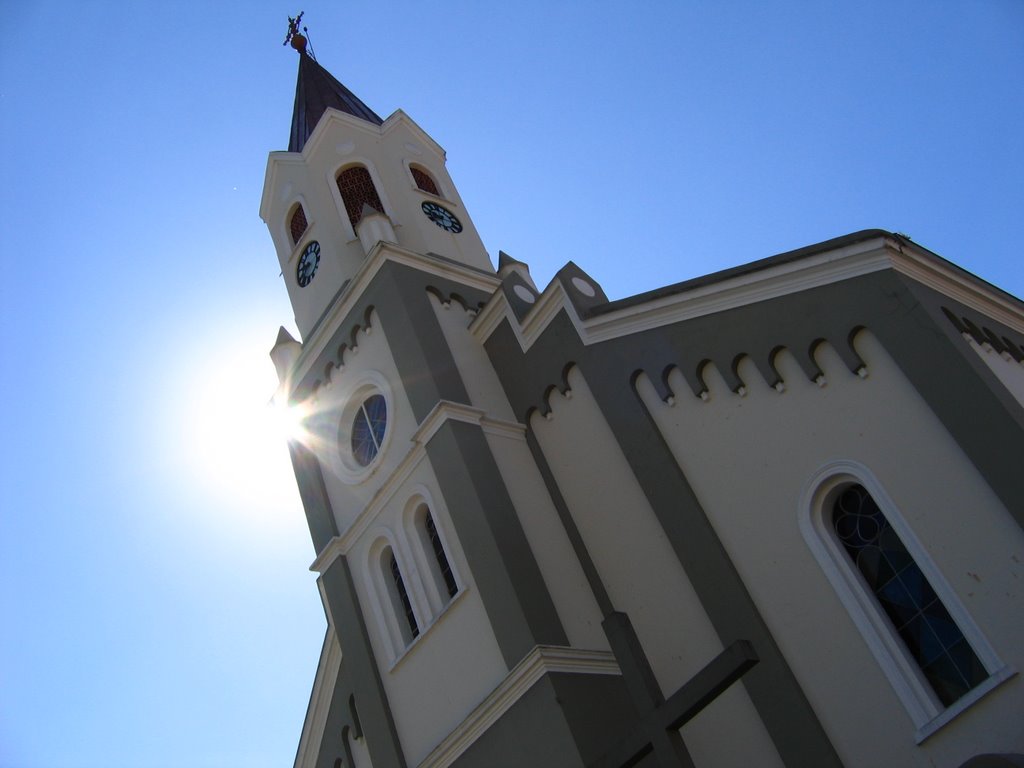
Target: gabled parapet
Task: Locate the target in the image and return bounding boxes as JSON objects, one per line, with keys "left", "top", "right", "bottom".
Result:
{"left": 472, "top": 230, "right": 1024, "bottom": 361}
{"left": 553, "top": 261, "right": 609, "bottom": 317}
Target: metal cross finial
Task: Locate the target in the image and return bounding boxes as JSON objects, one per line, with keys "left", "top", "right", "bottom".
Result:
{"left": 283, "top": 11, "right": 315, "bottom": 58}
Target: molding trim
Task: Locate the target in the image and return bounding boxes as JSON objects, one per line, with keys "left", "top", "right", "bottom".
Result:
{"left": 889, "top": 248, "right": 1024, "bottom": 334}
{"left": 412, "top": 401, "right": 486, "bottom": 445}
{"left": 293, "top": 623, "right": 342, "bottom": 768}
{"left": 472, "top": 235, "right": 1024, "bottom": 354}
{"left": 416, "top": 646, "right": 620, "bottom": 768}
{"left": 309, "top": 402, "right": 528, "bottom": 573}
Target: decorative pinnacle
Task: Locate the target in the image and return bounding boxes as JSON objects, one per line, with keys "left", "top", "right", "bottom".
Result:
{"left": 283, "top": 11, "right": 312, "bottom": 56}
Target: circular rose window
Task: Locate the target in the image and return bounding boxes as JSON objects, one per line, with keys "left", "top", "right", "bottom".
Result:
{"left": 351, "top": 394, "right": 387, "bottom": 467}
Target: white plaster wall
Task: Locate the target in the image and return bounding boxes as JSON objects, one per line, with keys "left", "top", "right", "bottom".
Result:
{"left": 637, "top": 331, "right": 1024, "bottom": 766}
{"left": 532, "top": 367, "right": 784, "bottom": 768}
{"left": 264, "top": 154, "right": 368, "bottom": 337}
{"left": 483, "top": 429, "right": 608, "bottom": 652}
{"left": 347, "top": 458, "right": 507, "bottom": 768}
{"left": 428, "top": 288, "right": 608, "bottom": 650}
{"left": 305, "top": 309, "right": 420, "bottom": 535}
{"left": 428, "top": 292, "right": 516, "bottom": 421}
{"left": 263, "top": 111, "right": 493, "bottom": 337}
{"left": 303, "top": 305, "right": 512, "bottom": 765}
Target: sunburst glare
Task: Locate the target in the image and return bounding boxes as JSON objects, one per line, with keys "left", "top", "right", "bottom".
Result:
{"left": 185, "top": 340, "right": 303, "bottom": 523}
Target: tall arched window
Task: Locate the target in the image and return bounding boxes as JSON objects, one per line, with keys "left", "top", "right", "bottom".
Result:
{"left": 289, "top": 203, "right": 308, "bottom": 244}
{"left": 336, "top": 166, "right": 384, "bottom": 230}
{"left": 424, "top": 510, "right": 458, "bottom": 599}
{"left": 408, "top": 502, "right": 458, "bottom": 609}
{"left": 801, "top": 462, "right": 1011, "bottom": 741}
{"left": 410, "top": 165, "right": 440, "bottom": 196}
{"left": 383, "top": 548, "right": 419, "bottom": 643}
{"left": 831, "top": 484, "right": 985, "bottom": 706}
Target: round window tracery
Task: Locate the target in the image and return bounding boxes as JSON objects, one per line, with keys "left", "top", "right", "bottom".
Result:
{"left": 351, "top": 394, "right": 387, "bottom": 467}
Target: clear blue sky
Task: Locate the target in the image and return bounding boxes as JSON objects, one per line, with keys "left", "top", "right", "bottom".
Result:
{"left": 1, "top": 2, "right": 1021, "bottom": 766}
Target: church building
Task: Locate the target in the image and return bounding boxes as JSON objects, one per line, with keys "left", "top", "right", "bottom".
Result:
{"left": 261, "top": 34, "right": 1024, "bottom": 768}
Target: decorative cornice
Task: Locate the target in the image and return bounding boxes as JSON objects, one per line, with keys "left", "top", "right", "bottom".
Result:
{"left": 411, "top": 400, "right": 486, "bottom": 445}
{"left": 583, "top": 244, "right": 893, "bottom": 344}
{"left": 416, "top": 646, "right": 620, "bottom": 768}
{"left": 889, "top": 246, "right": 1024, "bottom": 334}
{"left": 288, "top": 244, "right": 500, "bottom": 397}
{"left": 309, "top": 402, "right": 527, "bottom": 572}
{"left": 472, "top": 234, "right": 1024, "bottom": 353}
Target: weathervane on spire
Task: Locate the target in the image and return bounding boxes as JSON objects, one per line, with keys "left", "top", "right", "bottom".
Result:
{"left": 283, "top": 11, "right": 316, "bottom": 59}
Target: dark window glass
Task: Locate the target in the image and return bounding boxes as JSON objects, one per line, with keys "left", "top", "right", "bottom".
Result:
{"left": 351, "top": 395, "right": 386, "bottom": 467}
{"left": 389, "top": 553, "right": 419, "bottom": 639}
{"left": 289, "top": 204, "right": 308, "bottom": 243}
{"left": 425, "top": 512, "right": 458, "bottom": 598}
{"left": 336, "top": 166, "right": 384, "bottom": 229}
{"left": 411, "top": 167, "right": 440, "bottom": 196}
{"left": 832, "top": 485, "right": 986, "bottom": 706}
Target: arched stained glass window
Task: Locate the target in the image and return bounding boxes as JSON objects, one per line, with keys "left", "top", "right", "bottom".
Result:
{"left": 289, "top": 204, "right": 308, "bottom": 244}
{"left": 832, "top": 485, "right": 986, "bottom": 706}
{"left": 351, "top": 394, "right": 386, "bottom": 467}
{"left": 411, "top": 166, "right": 440, "bottom": 196}
{"left": 336, "top": 166, "right": 384, "bottom": 229}
{"left": 425, "top": 512, "right": 458, "bottom": 599}
{"left": 388, "top": 551, "right": 419, "bottom": 640}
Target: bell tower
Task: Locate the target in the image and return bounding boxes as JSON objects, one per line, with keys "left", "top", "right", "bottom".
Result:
{"left": 263, "top": 20, "right": 638, "bottom": 768}
{"left": 260, "top": 27, "right": 492, "bottom": 339}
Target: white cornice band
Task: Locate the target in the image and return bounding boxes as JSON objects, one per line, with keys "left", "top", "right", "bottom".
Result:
{"left": 471, "top": 235, "right": 1024, "bottom": 353}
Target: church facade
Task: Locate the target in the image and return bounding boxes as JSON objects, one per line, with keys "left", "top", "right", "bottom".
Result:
{"left": 261, "top": 45, "right": 1024, "bottom": 768}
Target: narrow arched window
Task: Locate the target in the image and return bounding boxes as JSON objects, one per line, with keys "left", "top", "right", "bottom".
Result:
{"left": 336, "top": 166, "right": 384, "bottom": 230}
{"left": 289, "top": 204, "right": 308, "bottom": 244}
{"left": 411, "top": 166, "right": 440, "bottom": 196}
{"left": 832, "top": 484, "right": 986, "bottom": 706}
{"left": 384, "top": 549, "right": 419, "bottom": 642}
{"left": 425, "top": 511, "right": 458, "bottom": 599}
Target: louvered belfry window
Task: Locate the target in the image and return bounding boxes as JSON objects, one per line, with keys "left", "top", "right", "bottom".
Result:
{"left": 289, "top": 204, "right": 308, "bottom": 244}
{"left": 411, "top": 167, "right": 440, "bottom": 196}
{"left": 336, "top": 166, "right": 384, "bottom": 229}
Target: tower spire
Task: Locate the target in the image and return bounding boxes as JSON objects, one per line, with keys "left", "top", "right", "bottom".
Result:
{"left": 285, "top": 13, "right": 383, "bottom": 153}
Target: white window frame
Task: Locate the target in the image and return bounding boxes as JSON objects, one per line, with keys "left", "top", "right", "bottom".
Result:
{"left": 327, "top": 369, "right": 394, "bottom": 485}
{"left": 798, "top": 460, "right": 1014, "bottom": 742}
{"left": 366, "top": 533, "right": 422, "bottom": 659}
{"left": 401, "top": 489, "right": 461, "bottom": 616}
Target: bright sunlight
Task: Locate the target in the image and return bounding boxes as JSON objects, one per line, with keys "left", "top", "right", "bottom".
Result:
{"left": 185, "top": 333, "right": 304, "bottom": 525}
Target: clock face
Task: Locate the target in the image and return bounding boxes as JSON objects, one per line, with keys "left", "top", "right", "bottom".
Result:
{"left": 421, "top": 201, "right": 463, "bottom": 233}
{"left": 296, "top": 241, "right": 321, "bottom": 287}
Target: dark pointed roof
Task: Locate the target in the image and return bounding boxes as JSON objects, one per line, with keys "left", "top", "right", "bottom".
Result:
{"left": 289, "top": 53, "right": 383, "bottom": 153}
